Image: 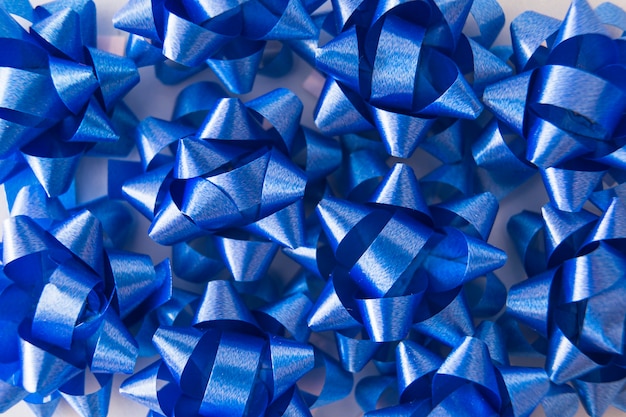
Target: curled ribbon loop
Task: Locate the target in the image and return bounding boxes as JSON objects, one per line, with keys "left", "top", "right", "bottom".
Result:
{"left": 113, "top": 0, "right": 320, "bottom": 93}
{"left": 507, "top": 197, "right": 626, "bottom": 416}
{"left": 484, "top": 0, "right": 626, "bottom": 212}
{"left": 121, "top": 279, "right": 352, "bottom": 416}
{"left": 121, "top": 83, "right": 341, "bottom": 282}
{"left": 313, "top": 0, "right": 512, "bottom": 158}
{"left": 0, "top": 204, "right": 171, "bottom": 416}
{"left": 0, "top": 0, "right": 139, "bottom": 197}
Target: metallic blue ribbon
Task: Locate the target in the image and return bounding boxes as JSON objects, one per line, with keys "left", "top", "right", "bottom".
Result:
{"left": 484, "top": 0, "right": 626, "bottom": 212}
{"left": 119, "top": 82, "right": 341, "bottom": 283}
{"left": 0, "top": 198, "right": 171, "bottom": 416}
{"left": 356, "top": 322, "right": 568, "bottom": 417}
{"left": 113, "top": 0, "right": 322, "bottom": 93}
{"left": 0, "top": 0, "right": 139, "bottom": 198}
{"left": 507, "top": 196, "right": 626, "bottom": 416}
{"left": 312, "top": 0, "right": 512, "bottom": 158}
{"left": 120, "top": 279, "right": 352, "bottom": 416}
{"left": 306, "top": 161, "right": 507, "bottom": 372}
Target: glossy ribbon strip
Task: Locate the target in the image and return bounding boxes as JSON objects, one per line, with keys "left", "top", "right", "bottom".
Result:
{"left": 120, "top": 279, "right": 352, "bottom": 417}
{"left": 359, "top": 326, "right": 570, "bottom": 417}
{"left": 305, "top": 161, "right": 507, "bottom": 372}
{"left": 119, "top": 82, "right": 340, "bottom": 283}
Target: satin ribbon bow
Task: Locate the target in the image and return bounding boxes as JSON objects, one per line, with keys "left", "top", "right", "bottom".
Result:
{"left": 0, "top": 0, "right": 139, "bottom": 199}
{"left": 507, "top": 197, "right": 626, "bottom": 416}
{"left": 119, "top": 82, "right": 340, "bottom": 283}
{"left": 120, "top": 279, "right": 353, "bottom": 417}
{"left": 113, "top": 0, "right": 323, "bottom": 93}
{"left": 302, "top": 160, "right": 507, "bottom": 373}
{"left": 313, "top": 0, "right": 512, "bottom": 158}
{"left": 484, "top": 0, "right": 626, "bottom": 212}
{"left": 0, "top": 206, "right": 171, "bottom": 417}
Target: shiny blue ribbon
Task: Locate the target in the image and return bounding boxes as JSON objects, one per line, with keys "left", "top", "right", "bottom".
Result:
{"left": 113, "top": 0, "right": 322, "bottom": 93}
{"left": 356, "top": 321, "right": 570, "bottom": 417}
{"left": 484, "top": 0, "right": 626, "bottom": 212}
{"left": 120, "top": 279, "right": 352, "bottom": 416}
{"left": 119, "top": 82, "right": 341, "bottom": 283}
{"left": 0, "top": 0, "right": 139, "bottom": 199}
{"left": 0, "top": 198, "right": 171, "bottom": 416}
{"left": 507, "top": 196, "right": 626, "bottom": 416}
{"left": 306, "top": 161, "right": 507, "bottom": 372}
{"left": 312, "top": 0, "right": 512, "bottom": 158}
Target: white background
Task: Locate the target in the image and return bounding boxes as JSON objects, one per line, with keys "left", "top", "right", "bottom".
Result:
{"left": 3, "top": 0, "right": 625, "bottom": 416}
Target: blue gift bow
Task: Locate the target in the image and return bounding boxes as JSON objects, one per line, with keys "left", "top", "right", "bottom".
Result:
{"left": 117, "top": 82, "right": 341, "bottom": 283}
{"left": 0, "top": 202, "right": 171, "bottom": 416}
{"left": 311, "top": 0, "right": 512, "bottom": 159}
{"left": 484, "top": 0, "right": 626, "bottom": 213}
{"left": 302, "top": 160, "right": 507, "bottom": 375}
{"left": 113, "top": 0, "right": 322, "bottom": 93}
{"left": 355, "top": 324, "right": 583, "bottom": 417}
{"left": 0, "top": 0, "right": 139, "bottom": 198}
{"left": 506, "top": 197, "right": 626, "bottom": 416}
{"left": 120, "top": 279, "right": 353, "bottom": 417}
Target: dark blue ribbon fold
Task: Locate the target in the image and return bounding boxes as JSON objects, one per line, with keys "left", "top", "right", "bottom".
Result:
{"left": 304, "top": 160, "right": 507, "bottom": 374}
{"left": 120, "top": 279, "right": 352, "bottom": 417}
{"left": 118, "top": 83, "right": 341, "bottom": 283}
{"left": 357, "top": 322, "right": 566, "bottom": 417}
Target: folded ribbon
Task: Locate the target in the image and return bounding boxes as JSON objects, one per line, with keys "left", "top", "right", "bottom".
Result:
{"left": 305, "top": 161, "right": 507, "bottom": 372}
{"left": 120, "top": 83, "right": 341, "bottom": 283}
{"left": 120, "top": 279, "right": 352, "bottom": 417}
{"left": 359, "top": 326, "right": 576, "bottom": 417}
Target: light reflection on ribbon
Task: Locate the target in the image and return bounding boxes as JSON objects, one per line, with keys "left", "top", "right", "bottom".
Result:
{"left": 119, "top": 82, "right": 341, "bottom": 283}
{"left": 506, "top": 196, "right": 626, "bottom": 416}
{"left": 311, "top": 0, "right": 512, "bottom": 158}
{"left": 113, "top": 0, "right": 323, "bottom": 93}
{"left": 484, "top": 0, "right": 626, "bottom": 213}
{"left": 0, "top": 0, "right": 139, "bottom": 198}
{"left": 0, "top": 200, "right": 171, "bottom": 416}
{"left": 120, "top": 279, "right": 352, "bottom": 416}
